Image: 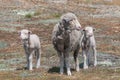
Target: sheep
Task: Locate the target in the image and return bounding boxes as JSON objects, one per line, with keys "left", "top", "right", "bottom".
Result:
{"left": 19, "top": 29, "right": 41, "bottom": 70}
{"left": 80, "top": 26, "right": 97, "bottom": 69}
{"left": 52, "top": 13, "right": 82, "bottom": 75}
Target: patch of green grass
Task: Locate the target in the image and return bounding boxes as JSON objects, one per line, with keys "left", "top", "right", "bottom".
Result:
{"left": 34, "top": 11, "right": 41, "bottom": 16}
{"left": 25, "top": 10, "right": 42, "bottom": 18}
{"left": 25, "top": 13, "right": 33, "bottom": 18}
{"left": 52, "top": 13, "right": 61, "bottom": 18}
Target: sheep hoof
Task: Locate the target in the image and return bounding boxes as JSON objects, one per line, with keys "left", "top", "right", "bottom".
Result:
{"left": 29, "top": 66, "right": 33, "bottom": 70}
{"left": 60, "top": 72, "right": 63, "bottom": 75}
{"left": 36, "top": 66, "right": 40, "bottom": 69}
{"left": 67, "top": 71, "right": 72, "bottom": 76}
{"left": 29, "top": 68, "right": 33, "bottom": 70}
{"left": 94, "top": 63, "right": 97, "bottom": 67}
{"left": 76, "top": 68, "right": 80, "bottom": 72}
{"left": 83, "top": 66, "right": 88, "bottom": 69}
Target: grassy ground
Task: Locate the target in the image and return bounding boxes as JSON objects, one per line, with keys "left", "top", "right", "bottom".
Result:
{"left": 0, "top": 66, "right": 120, "bottom": 80}
{"left": 0, "top": 0, "right": 120, "bottom": 80}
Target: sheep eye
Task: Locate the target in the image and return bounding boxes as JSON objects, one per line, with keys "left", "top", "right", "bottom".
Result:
{"left": 69, "top": 19, "right": 73, "bottom": 22}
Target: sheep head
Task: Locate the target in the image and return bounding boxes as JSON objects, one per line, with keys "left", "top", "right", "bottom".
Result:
{"left": 60, "top": 13, "right": 81, "bottom": 32}
{"left": 83, "top": 26, "right": 95, "bottom": 38}
{"left": 18, "top": 29, "right": 32, "bottom": 40}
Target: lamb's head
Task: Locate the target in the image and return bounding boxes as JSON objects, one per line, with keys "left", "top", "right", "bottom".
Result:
{"left": 18, "top": 29, "right": 32, "bottom": 40}
{"left": 83, "top": 26, "right": 95, "bottom": 38}
{"left": 60, "top": 13, "right": 81, "bottom": 32}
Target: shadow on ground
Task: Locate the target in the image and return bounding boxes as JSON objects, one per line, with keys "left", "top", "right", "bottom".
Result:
{"left": 48, "top": 67, "right": 60, "bottom": 73}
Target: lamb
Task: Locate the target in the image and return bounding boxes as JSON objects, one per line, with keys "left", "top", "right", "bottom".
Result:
{"left": 80, "top": 26, "right": 97, "bottom": 69}
{"left": 52, "top": 13, "right": 82, "bottom": 75}
{"left": 19, "top": 29, "right": 41, "bottom": 70}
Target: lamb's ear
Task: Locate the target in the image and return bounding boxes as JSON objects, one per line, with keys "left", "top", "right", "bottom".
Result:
{"left": 93, "top": 28, "right": 96, "bottom": 31}
{"left": 81, "top": 29, "right": 85, "bottom": 34}
{"left": 82, "top": 29, "right": 85, "bottom": 31}
{"left": 28, "top": 31, "right": 32, "bottom": 34}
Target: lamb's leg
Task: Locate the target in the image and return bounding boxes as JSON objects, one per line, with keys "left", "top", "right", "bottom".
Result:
{"left": 25, "top": 53, "right": 29, "bottom": 69}
{"left": 87, "top": 49, "right": 90, "bottom": 66}
{"left": 36, "top": 49, "right": 41, "bottom": 68}
{"left": 59, "top": 52, "right": 64, "bottom": 75}
{"left": 24, "top": 47, "right": 29, "bottom": 69}
{"left": 92, "top": 47, "right": 97, "bottom": 66}
{"left": 28, "top": 51, "right": 33, "bottom": 70}
{"left": 74, "top": 46, "right": 80, "bottom": 72}
{"left": 65, "top": 52, "right": 71, "bottom": 76}
{"left": 26, "top": 54, "right": 29, "bottom": 70}
{"left": 83, "top": 50, "right": 88, "bottom": 69}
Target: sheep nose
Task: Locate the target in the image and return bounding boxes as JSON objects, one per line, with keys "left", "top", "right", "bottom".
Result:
{"left": 89, "top": 33, "right": 93, "bottom": 37}
{"left": 78, "top": 26, "right": 81, "bottom": 28}
{"left": 76, "top": 26, "right": 81, "bottom": 30}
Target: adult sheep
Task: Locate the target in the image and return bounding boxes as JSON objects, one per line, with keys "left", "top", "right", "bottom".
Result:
{"left": 52, "top": 13, "right": 82, "bottom": 75}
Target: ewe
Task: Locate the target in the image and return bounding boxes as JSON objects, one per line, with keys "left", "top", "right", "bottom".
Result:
{"left": 52, "top": 13, "right": 82, "bottom": 75}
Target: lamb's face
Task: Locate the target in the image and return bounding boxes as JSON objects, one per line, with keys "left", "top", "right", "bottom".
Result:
{"left": 19, "top": 29, "right": 30, "bottom": 40}
{"left": 83, "top": 27, "right": 94, "bottom": 38}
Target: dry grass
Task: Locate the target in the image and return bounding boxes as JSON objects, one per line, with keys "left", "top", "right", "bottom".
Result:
{"left": 0, "top": 67, "right": 120, "bottom": 80}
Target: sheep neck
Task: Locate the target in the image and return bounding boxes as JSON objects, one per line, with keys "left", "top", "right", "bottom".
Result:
{"left": 23, "top": 34, "right": 31, "bottom": 49}
{"left": 82, "top": 32, "right": 91, "bottom": 49}
{"left": 57, "top": 24, "right": 70, "bottom": 39}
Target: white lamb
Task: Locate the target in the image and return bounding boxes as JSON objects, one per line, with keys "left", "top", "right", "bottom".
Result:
{"left": 80, "top": 26, "right": 97, "bottom": 69}
{"left": 19, "top": 29, "right": 41, "bottom": 70}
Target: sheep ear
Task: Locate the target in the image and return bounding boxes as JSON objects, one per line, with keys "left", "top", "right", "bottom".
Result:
{"left": 28, "top": 31, "right": 32, "bottom": 34}
{"left": 93, "top": 28, "right": 96, "bottom": 31}
{"left": 62, "top": 19, "right": 66, "bottom": 24}
{"left": 82, "top": 29, "right": 85, "bottom": 31}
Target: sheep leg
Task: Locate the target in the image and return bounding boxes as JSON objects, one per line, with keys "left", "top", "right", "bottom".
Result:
{"left": 24, "top": 46, "right": 29, "bottom": 69}
{"left": 87, "top": 49, "right": 90, "bottom": 66}
{"left": 26, "top": 53, "right": 29, "bottom": 69}
{"left": 83, "top": 50, "right": 88, "bottom": 69}
{"left": 59, "top": 52, "right": 64, "bottom": 75}
{"left": 74, "top": 46, "right": 80, "bottom": 72}
{"left": 92, "top": 47, "right": 97, "bottom": 66}
{"left": 36, "top": 49, "right": 41, "bottom": 68}
{"left": 64, "top": 52, "right": 71, "bottom": 76}
{"left": 28, "top": 51, "right": 33, "bottom": 70}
